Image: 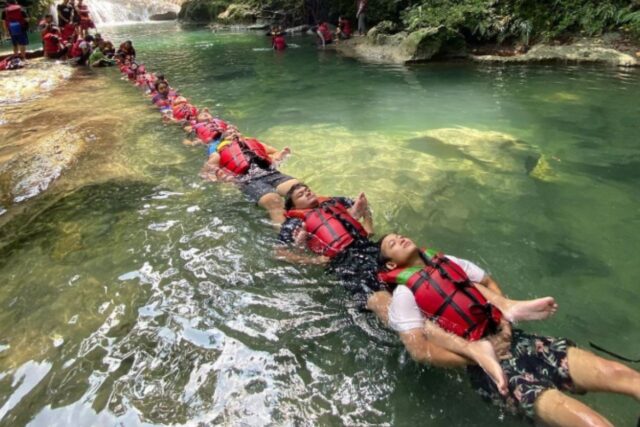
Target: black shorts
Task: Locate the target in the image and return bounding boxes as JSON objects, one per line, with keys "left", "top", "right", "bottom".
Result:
{"left": 467, "top": 329, "right": 578, "bottom": 419}
{"left": 238, "top": 169, "right": 294, "bottom": 203}
{"left": 327, "top": 238, "right": 383, "bottom": 295}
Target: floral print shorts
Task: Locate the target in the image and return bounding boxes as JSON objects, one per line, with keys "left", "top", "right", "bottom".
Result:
{"left": 467, "top": 329, "right": 579, "bottom": 419}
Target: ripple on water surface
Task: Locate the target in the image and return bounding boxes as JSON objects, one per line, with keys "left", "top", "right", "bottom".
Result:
{"left": 0, "top": 23, "right": 639, "bottom": 427}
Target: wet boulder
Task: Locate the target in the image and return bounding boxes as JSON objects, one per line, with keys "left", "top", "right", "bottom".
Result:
{"left": 337, "top": 25, "right": 466, "bottom": 64}
{"left": 400, "top": 26, "right": 466, "bottom": 62}
{"left": 217, "top": 4, "right": 256, "bottom": 24}
{"left": 149, "top": 11, "right": 178, "bottom": 21}
{"left": 179, "top": 0, "right": 230, "bottom": 23}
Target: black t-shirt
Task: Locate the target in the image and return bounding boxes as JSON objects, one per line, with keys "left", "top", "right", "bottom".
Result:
{"left": 277, "top": 197, "right": 354, "bottom": 244}
{"left": 57, "top": 4, "right": 73, "bottom": 23}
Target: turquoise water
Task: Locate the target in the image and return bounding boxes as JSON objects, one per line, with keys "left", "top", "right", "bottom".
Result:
{"left": 0, "top": 22, "right": 639, "bottom": 426}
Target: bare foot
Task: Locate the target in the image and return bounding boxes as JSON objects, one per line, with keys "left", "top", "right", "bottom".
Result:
{"left": 504, "top": 297, "right": 558, "bottom": 323}
{"left": 469, "top": 340, "right": 509, "bottom": 396}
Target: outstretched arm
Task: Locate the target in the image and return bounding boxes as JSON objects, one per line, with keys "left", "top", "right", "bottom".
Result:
{"left": 200, "top": 153, "right": 234, "bottom": 182}
{"left": 273, "top": 246, "right": 329, "bottom": 265}
{"left": 399, "top": 328, "right": 471, "bottom": 368}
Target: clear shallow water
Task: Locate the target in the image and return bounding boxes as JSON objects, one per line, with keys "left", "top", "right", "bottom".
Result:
{"left": 1, "top": 22, "right": 639, "bottom": 426}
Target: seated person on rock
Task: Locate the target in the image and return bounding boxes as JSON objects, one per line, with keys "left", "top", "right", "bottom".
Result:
{"left": 366, "top": 233, "right": 640, "bottom": 426}
{"left": 89, "top": 40, "right": 116, "bottom": 67}
{"left": 276, "top": 183, "right": 381, "bottom": 295}
{"left": 201, "top": 128, "right": 296, "bottom": 224}
{"left": 316, "top": 22, "right": 333, "bottom": 48}
{"left": 70, "top": 34, "right": 93, "bottom": 66}
{"left": 336, "top": 16, "right": 352, "bottom": 40}
{"left": 43, "top": 26, "right": 69, "bottom": 60}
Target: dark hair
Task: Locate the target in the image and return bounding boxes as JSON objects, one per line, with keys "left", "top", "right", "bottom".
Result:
{"left": 284, "top": 183, "right": 308, "bottom": 211}
{"left": 155, "top": 80, "right": 168, "bottom": 91}
{"left": 85, "top": 35, "right": 94, "bottom": 42}
{"left": 45, "top": 14, "right": 53, "bottom": 19}
{"left": 376, "top": 234, "right": 391, "bottom": 271}
{"left": 156, "top": 73, "right": 165, "bottom": 81}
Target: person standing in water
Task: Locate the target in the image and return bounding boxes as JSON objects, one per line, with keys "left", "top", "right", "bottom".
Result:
{"left": 75, "top": 0, "right": 95, "bottom": 38}
{"left": 271, "top": 26, "right": 286, "bottom": 51}
{"left": 2, "top": 0, "right": 29, "bottom": 61}
{"left": 57, "top": 0, "right": 74, "bottom": 28}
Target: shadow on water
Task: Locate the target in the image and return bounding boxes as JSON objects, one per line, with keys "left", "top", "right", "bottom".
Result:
{"left": 0, "top": 180, "right": 157, "bottom": 264}
{"left": 535, "top": 242, "right": 612, "bottom": 278}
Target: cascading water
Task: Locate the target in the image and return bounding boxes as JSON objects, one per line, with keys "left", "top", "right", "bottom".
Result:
{"left": 84, "top": 0, "right": 182, "bottom": 25}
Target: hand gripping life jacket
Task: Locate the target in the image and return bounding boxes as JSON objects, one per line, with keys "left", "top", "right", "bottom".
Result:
{"left": 379, "top": 250, "right": 502, "bottom": 341}
{"left": 218, "top": 138, "right": 271, "bottom": 175}
{"left": 285, "top": 198, "right": 367, "bottom": 258}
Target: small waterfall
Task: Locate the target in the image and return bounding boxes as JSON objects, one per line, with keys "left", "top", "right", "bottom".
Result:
{"left": 84, "top": 0, "right": 181, "bottom": 25}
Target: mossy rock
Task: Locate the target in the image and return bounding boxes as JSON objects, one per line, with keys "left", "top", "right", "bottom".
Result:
{"left": 217, "top": 4, "right": 256, "bottom": 24}
{"left": 401, "top": 26, "right": 466, "bottom": 61}
{"left": 179, "top": 0, "right": 231, "bottom": 23}
{"left": 367, "top": 20, "right": 398, "bottom": 39}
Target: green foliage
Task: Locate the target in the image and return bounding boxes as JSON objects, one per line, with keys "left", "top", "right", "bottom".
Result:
{"left": 179, "top": 0, "right": 233, "bottom": 22}
{"left": 401, "top": 0, "right": 640, "bottom": 45}
{"left": 177, "top": 0, "right": 640, "bottom": 41}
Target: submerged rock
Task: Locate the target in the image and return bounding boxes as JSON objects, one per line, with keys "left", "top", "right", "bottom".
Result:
{"left": 0, "top": 60, "right": 73, "bottom": 105}
{"left": 471, "top": 40, "right": 638, "bottom": 67}
{"left": 0, "top": 127, "right": 86, "bottom": 206}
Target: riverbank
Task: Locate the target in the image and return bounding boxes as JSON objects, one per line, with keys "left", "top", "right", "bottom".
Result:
{"left": 0, "top": 59, "right": 157, "bottom": 235}
{"left": 334, "top": 28, "right": 640, "bottom": 67}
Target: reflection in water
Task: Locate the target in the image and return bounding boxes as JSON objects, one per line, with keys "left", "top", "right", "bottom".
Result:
{"left": 0, "top": 24, "right": 639, "bottom": 427}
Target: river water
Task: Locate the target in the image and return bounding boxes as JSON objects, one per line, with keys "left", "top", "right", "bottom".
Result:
{"left": 0, "top": 22, "right": 639, "bottom": 426}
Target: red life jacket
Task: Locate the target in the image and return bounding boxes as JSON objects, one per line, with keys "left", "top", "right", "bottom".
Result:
{"left": 318, "top": 24, "right": 333, "bottom": 42}
{"left": 61, "top": 24, "right": 75, "bottom": 42}
{"left": 4, "top": 4, "right": 26, "bottom": 27}
{"left": 70, "top": 39, "right": 85, "bottom": 58}
{"left": 339, "top": 19, "right": 352, "bottom": 37}
{"left": 379, "top": 251, "right": 502, "bottom": 341}
{"left": 172, "top": 103, "right": 199, "bottom": 121}
{"left": 43, "top": 33, "right": 62, "bottom": 55}
{"left": 218, "top": 138, "right": 271, "bottom": 175}
{"left": 273, "top": 35, "right": 286, "bottom": 51}
{"left": 193, "top": 119, "right": 227, "bottom": 142}
{"left": 285, "top": 198, "right": 367, "bottom": 258}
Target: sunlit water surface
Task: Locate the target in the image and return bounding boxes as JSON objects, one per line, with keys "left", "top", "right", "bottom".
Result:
{"left": 0, "top": 22, "right": 639, "bottom": 426}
